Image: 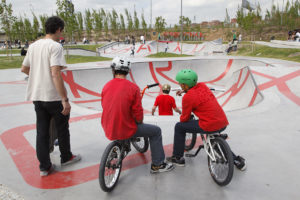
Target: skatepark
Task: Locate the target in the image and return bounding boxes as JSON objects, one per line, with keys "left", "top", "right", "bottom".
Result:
{"left": 0, "top": 41, "right": 300, "bottom": 199}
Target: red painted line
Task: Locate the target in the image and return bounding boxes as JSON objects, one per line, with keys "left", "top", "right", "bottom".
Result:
{"left": 72, "top": 99, "right": 101, "bottom": 104}
{"left": 0, "top": 81, "right": 27, "bottom": 85}
{"left": 62, "top": 71, "right": 101, "bottom": 98}
{"left": 0, "top": 111, "right": 196, "bottom": 189}
{"left": 136, "top": 44, "right": 150, "bottom": 53}
{"left": 155, "top": 61, "right": 178, "bottom": 85}
{"left": 173, "top": 42, "right": 181, "bottom": 52}
{"left": 195, "top": 45, "right": 206, "bottom": 53}
{"left": 0, "top": 101, "right": 32, "bottom": 108}
{"left": 191, "top": 44, "right": 198, "bottom": 53}
{"left": 205, "top": 59, "right": 233, "bottom": 84}
{"left": 248, "top": 88, "right": 259, "bottom": 107}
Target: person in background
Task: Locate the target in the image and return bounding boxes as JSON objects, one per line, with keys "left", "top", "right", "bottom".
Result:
{"left": 152, "top": 84, "right": 181, "bottom": 116}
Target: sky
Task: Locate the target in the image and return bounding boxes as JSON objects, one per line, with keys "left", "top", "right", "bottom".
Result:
{"left": 7, "top": 0, "right": 287, "bottom": 26}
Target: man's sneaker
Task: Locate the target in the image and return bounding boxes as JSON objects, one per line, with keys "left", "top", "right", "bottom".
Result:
{"left": 234, "top": 156, "right": 246, "bottom": 171}
{"left": 40, "top": 164, "right": 55, "bottom": 177}
{"left": 61, "top": 154, "right": 81, "bottom": 166}
{"left": 166, "top": 156, "right": 185, "bottom": 167}
{"left": 150, "top": 162, "right": 174, "bottom": 173}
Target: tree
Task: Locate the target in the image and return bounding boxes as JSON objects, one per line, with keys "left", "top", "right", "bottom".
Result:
{"left": 141, "top": 11, "right": 147, "bottom": 34}
{"left": 24, "top": 17, "right": 33, "bottom": 41}
{"left": 75, "top": 12, "right": 83, "bottom": 41}
{"left": 0, "top": 0, "right": 16, "bottom": 43}
{"left": 84, "top": 9, "right": 93, "bottom": 41}
{"left": 119, "top": 13, "right": 126, "bottom": 34}
{"left": 32, "top": 13, "right": 40, "bottom": 39}
{"left": 179, "top": 16, "right": 191, "bottom": 32}
{"left": 56, "top": 0, "right": 77, "bottom": 42}
{"left": 133, "top": 9, "right": 139, "bottom": 31}
{"left": 224, "top": 8, "right": 230, "bottom": 26}
{"left": 155, "top": 16, "right": 166, "bottom": 34}
{"left": 125, "top": 9, "right": 133, "bottom": 33}
{"left": 39, "top": 14, "right": 47, "bottom": 35}
{"left": 92, "top": 9, "right": 103, "bottom": 42}
{"left": 101, "top": 9, "right": 109, "bottom": 38}
{"left": 110, "top": 8, "right": 119, "bottom": 37}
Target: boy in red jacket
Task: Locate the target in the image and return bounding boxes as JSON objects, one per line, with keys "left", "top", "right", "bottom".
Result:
{"left": 166, "top": 69, "right": 246, "bottom": 170}
{"left": 101, "top": 57, "right": 174, "bottom": 173}
{"left": 152, "top": 84, "right": 181, "bottom": 116}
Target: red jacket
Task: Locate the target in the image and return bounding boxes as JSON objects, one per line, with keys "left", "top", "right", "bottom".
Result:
{"left": 101, "top": 78, "right": 143, "bottom": 140}
{"left": 154, "top": 94, "right": 177, "bottom": 115}
{"left": 180, "top": 83, "right": 228, "bottom": 132}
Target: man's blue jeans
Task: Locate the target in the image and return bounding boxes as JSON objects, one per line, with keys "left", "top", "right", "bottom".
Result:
{"left": 133, "top": 123, "right": 165, "bottom": 166}
{"left": 172, "top": 120, "right": 205, "bottom": 158}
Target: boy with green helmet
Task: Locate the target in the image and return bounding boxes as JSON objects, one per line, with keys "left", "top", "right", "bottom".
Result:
{"left": 167, "top": 69, "right": 246, "bottom": 171}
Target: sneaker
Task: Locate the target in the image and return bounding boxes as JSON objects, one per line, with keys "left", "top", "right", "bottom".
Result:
{"left": 61, "top": 154, "right": 81, "bottom": 166}
{"left": 40, "top": 164, "right": 55, "bottom": 177}
{"left": 234, "top": 156, "right": 246, "bottom": 171}
{"left": 166, "top": 156, "right": 185, "bottom": 167}
{"left": 150, "top": 162, "right": 174, "bottom": 174}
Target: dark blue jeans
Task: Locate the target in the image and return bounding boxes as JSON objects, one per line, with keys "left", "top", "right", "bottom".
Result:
{"left": 172, "top": 120, "right": 231, "bottom": 158}
{"left": 133, "top": 123, "right": 165, "bottom": 166}
{"left": 33, "top": 101, "right": 73, "bottom": 171}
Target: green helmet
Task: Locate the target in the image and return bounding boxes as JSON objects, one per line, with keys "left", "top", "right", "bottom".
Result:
{"left": 175, "top": 69, "right": 198, "bottom": 88}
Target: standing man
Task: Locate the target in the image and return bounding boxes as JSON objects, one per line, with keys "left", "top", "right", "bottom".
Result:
{"left": 152, "top": 84, "right": 181, "bottom": 116}
{"left": 101, "top": 57, "right": 174, "bottom": 173}
{"left": 21, "top": 16, "right": 81, "bottom": 177}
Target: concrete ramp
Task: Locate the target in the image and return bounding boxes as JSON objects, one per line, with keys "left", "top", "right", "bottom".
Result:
{"left": 63, "top": 58, "right": 263, "bottom": 112}
{"left": 98, "top": 41, "right": 227, "bottom": 58}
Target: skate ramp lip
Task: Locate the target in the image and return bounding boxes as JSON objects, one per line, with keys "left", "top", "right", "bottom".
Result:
{"left": 63, "top": 57, "right": 265, "bottom": 113}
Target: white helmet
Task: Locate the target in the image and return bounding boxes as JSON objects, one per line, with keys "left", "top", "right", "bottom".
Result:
{"left": 111, "top": 56, "right": 131, "bottom": 73}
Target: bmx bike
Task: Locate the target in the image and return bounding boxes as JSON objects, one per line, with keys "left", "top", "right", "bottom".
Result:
{"left": 184, "top": 127, "right": 234, "bottom": 186}
{"left": 99, "top": 83, "right": 159, "bottom": 192}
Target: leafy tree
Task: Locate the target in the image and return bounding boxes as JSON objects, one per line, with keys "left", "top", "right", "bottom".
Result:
{"left": 75, "top": 12, "right": 83, "bottom": 41}
{"left": 24, "top": 17, "right": 33, "bottom": 41}
{"left": 119, "top": 13, "right": 126, "bottom": 34}
{"left": 101, "top": 9, "right": 109, "bottom": 38}
{"left": 84, "top": 9, "right": 93, "bottom": 41}
{"left": 32, "top": 13, "right": 40, "bottom": 39}
{"left": 92, "top": 9, "right": 103, "bottom": 42}
{"left": 56, "top": 0, "right": 77, "bottom": 42}
{"left": 110, "top": 8, "right": 119, "bottom": 37}
{"left": 155, "top": 16, "right": 166, "bottom": 34}
{"left": 224, "top": 8, "right": 230, "bottom": 26}
{"left": 179, "top": 16, "right": 191, "bottom": 32}
{"left": 39, "top": 14, "right": 47, "bottom": 35}
{"left": 141, "top": 11, "right": 147, "bottom": 34}
{"left": 133, "top": 9, "right": 139, "bottom": 31}
{"left": 125, "top": 9, "right": 133, "bottom": 33}
{"left": 0, "top": 0, "right": 16, "bottom": 42}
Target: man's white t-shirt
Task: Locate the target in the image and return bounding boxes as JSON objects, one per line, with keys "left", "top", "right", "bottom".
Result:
{"left": 22, "top": 38, "right": 66, "bottom": 101}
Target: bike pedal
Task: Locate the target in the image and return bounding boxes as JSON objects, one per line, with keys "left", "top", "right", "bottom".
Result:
{"left": 220, "top": 134, "right": 228, "bottom": 140}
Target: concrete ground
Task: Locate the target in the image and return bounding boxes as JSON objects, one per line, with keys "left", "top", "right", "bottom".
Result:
{"left": 0, "top": 53, "right": 300, "bottom": 200}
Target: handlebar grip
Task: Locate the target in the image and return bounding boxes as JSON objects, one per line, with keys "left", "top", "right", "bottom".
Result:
{"left": 147, "top": 83, "right": 159, "bottom": 88}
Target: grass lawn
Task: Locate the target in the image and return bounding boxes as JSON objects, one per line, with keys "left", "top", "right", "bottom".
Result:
{"left": 66, "top": 44, "right": 104, "bottom": 52}
{"left": 231, "top": 43, "right": 300, "bottom": 63}
{"left": 147, "top": 52, "right": 192, "bottom": 58}
{"left": 0, "top": 55, "right": 112, "bottom": 69}
{"left": 0, "top": 49, "right": 21, "bottom": 54}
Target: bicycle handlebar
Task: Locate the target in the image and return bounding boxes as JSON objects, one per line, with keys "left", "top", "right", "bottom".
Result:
{"left": 147, "top": 83, "right": 159, "bottom": 88}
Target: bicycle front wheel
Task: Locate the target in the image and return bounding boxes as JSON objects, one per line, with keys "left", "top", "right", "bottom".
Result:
{"left": 131, "top": 137, "right": 149, "bottom": 153}
{"left": 184, "top": 133, "right": 197, "bottom": 151}
{"left": 99, "top": 141, "right": 123, "bottom": 192}
{"left": 207, "top": 137, "right": 234, "bottom": 186}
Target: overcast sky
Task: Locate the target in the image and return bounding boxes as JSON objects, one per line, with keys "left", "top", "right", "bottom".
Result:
{"left": 8, "top": 0, "right": 286, "bottom": 26}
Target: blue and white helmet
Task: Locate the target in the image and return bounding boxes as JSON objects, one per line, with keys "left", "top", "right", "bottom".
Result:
{"left": 111, "top": 56, "right": 131, "bottom": 73}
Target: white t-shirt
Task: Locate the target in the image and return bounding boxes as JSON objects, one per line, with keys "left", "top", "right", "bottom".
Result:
{"left": 22, "top": 38, "right": 66, "bottom": 101}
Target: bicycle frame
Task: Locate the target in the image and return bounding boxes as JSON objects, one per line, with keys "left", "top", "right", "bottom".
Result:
{"left": 200, "top": 134, "right": 228, "bottom": 162}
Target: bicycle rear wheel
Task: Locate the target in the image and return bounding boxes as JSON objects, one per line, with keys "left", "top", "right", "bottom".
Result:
{"left": 184, "top": 133, "right": 197, "bottom": 151}
{"left": 99, "top": 141, "right": 123, "bottom": 192}
{"left": 207, "top": 137, "right": 234, "bottom": 186}
{"left": 131, "top": 137, "right": 149, "bottom": 153}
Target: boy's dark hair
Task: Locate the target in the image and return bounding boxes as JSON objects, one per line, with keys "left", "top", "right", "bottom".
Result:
{"left": 45, "top": 16, "right": 64, "bottom": 34}
{"left": 113, "top": 70, "right": 129, "bottom": 76}
{"left": 162, "top": 90, "right": 170, "bottom": 94}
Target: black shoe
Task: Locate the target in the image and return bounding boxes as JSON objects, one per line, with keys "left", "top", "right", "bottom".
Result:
{"left": 234, "top": 156, "right": 246, "bottom": 171}
{"left": 166, "top": 156, "right": 185, "bottom": 167}
{"left": 150, "top": 162, "right": 174, "bottom": 173}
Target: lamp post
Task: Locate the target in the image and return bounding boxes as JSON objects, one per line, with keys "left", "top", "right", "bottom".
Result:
{"left": 180, "top": 0, "right": 183, "bottom": 54}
